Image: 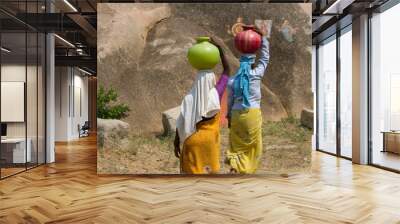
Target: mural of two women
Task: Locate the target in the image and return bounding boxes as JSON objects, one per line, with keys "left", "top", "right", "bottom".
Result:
{"left": 174, "top": 25, "right": 270, "bottom": 174}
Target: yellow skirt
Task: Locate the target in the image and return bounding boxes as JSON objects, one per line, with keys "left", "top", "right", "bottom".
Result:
{"left": 227, "top": 108, "right": 262, "bottom": 174}
{"left": 181, "top": 113, "right": 220, "bottom": 174}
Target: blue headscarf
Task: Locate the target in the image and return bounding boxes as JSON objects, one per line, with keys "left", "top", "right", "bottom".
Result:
{"left": 233, "top": 55, "right": 256, "bottom": 108}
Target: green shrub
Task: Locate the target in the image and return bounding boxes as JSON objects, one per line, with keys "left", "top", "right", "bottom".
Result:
{"left": 97, "top": 85, "right": 130, "bottom": 119}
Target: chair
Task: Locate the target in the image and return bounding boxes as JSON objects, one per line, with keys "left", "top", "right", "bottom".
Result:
{"left": 79, "top": 121, "right": 90, "bottom": 138}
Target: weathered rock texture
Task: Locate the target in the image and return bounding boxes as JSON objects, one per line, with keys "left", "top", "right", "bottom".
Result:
{"left": 98, "top": 3, "right": 312, "bottom": 134}
{"left": 161, "top": 106, "right": 180, "bottom": 135}
{"left": 300, "top": 108, "right": 314, "bottom": 129}
{"left": 97, "top": 118, "right": 130, "bottom": 152}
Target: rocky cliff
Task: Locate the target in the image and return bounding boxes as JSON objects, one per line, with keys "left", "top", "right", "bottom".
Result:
{"left": 98, "top": 3, "right": 312, "bottom": 134}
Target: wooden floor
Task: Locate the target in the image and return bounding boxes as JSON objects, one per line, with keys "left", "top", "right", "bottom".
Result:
{"left": 1, "top": 136, "right": 400, "bottom": 224}
{"left": 372, "top": 150, "right": 400, "bottom": 171}
{"left": 1, "top": 167, "right": 26, "bottom": 178}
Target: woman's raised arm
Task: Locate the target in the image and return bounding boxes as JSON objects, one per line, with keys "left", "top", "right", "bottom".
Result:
{"left": 211, "top": 37, "right": 230, "bottom": 100}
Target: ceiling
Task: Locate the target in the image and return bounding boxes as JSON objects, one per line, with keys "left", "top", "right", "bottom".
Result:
{"left": 0, "top": 0, "right": 97, "bottom": 74}
{"left": 311, "top": 0, "right": 390, "bottom": 43}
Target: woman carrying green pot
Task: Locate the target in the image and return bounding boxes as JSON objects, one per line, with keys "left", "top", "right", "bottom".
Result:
{"left": 174, "top": 37, "right": 230, "bottom": 174}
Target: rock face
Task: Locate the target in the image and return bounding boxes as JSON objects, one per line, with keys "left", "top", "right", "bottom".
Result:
{"left": 161, "top": 106, "right": 181, "bottom": 135}
{"left": 98, "top": 3, "right": 312, "bottom": 134}
{"left": 300, "top": 108, "right": 314, "bottom": 129}
{"left": 97, "top": 118, "right": 130, "bottom": 151}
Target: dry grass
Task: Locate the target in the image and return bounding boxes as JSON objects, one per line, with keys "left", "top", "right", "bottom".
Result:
{"left": 98, "top": 117, "right": 312, "bottom": 174}
{"left": 261, "top": 117, "right": 312, "bottom": 173}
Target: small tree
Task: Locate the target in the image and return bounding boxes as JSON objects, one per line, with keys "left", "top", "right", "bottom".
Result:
{"left": 97, "top": 85, "right": 130, "bottom": 119}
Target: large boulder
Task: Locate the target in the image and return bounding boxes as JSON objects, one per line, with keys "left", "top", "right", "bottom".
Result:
{"left": 97, "top": 118, "right": 130, "bottom": 151}
{"left": 300, "top": 108, "right": 313, "bottom": 129}
{"left": 162, "top": 106, "right": 181, "bottom": 135}
{"left": 98, "top": 3, "right": 312, "bottom": 134}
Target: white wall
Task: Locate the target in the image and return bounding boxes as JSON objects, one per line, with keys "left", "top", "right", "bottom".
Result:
{"left": 55, "top": 67, "right": 89, "bottom": 141}
{"left": 1, "top": 65, "right": 27, "bottom": 141}
{"left": 1, "top": 65, "right": 37, "bottom": 138}
{"left": 1, "top": 82, "right": 25, "bottom": 122}
{"left": 55, "top": 66, "right": 69, "bottom": 141}
{"left": 71, "top": 73, "right": 89, "bottom": 138}
{"left": 1, "top": 63, "right": 46, "bottom": 164}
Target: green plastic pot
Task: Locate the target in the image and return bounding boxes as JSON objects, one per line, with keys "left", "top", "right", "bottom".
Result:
{"left": 187, "top": 37, "right": 220, "bottom": 70}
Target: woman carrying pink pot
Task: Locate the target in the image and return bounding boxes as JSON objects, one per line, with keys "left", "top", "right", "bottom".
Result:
{"left": 226, "top": 25, "right": 270, "bottom": 174}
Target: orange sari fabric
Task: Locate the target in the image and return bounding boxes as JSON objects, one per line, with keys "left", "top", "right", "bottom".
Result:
{"left": 180, "top": 113, "right": 220, "bottom": 174}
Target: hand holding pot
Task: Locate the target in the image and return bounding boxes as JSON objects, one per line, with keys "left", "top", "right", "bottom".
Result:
{"left": 209, "top": 37, "right": 230, "bottom": 75}
{"left": 255, "top": 20, "right": 272, "bottom": 38}
{"left": 255, "top": 25, "right": 267, "bottom": 37}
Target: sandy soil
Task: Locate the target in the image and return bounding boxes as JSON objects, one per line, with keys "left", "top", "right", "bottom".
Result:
{"left": 98, "top": 118, "right": 312, "bottom": 174}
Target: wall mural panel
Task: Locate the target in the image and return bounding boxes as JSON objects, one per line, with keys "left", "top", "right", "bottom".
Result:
{"left": 97, "top": 3, "right": 313, "bottom": 174}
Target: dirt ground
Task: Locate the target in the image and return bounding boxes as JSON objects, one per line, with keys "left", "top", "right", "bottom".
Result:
{"left": 97, "top": 118, "right": 312, "bottom": 174}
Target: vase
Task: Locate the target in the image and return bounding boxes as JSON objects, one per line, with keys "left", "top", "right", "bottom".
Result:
{"left": 234, "top": 25, "right": 262, "bottom": 54}
{"left": 187, "top": 37, "right": 220, "bottom": 70}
